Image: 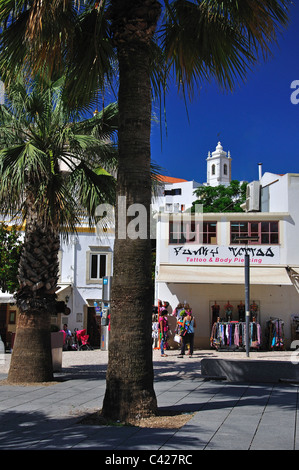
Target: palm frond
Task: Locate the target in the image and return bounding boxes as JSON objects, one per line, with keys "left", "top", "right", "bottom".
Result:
{"left": 69, "top": 161, "right": 116, "bottom": 225}
{"left": 61, "top": 5, "right": 117, "bottom": 112}
{"left": 159, "top": 0, "right": 290, "bottom": 96}
{"left": 0, "top": 75, "right": 119, "bottom": 234}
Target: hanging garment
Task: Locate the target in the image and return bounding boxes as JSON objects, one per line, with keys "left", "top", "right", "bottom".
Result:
{"left": 210, "top": 321, "right": 261, "bottom": 350}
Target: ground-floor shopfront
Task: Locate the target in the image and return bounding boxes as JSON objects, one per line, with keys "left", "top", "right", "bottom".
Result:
{"left": 0, "top": 285, "right": 106, "bottom": 351}
{"left": 156, "top": 265, "right": 299, "bottom": 350}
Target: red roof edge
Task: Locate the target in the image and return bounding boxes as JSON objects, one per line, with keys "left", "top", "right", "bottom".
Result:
{"left": 157, "top": 175, "right": 188, "bottom": 183}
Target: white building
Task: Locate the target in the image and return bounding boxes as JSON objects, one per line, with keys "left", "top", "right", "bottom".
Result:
{"left": 0, "top": 216, "right": 115, "bottom": 349}
{"left": 4, "top": 140, "right": 299, "bottom": 352}
{"left": 152, "top": 175, "right": 201, "bottom": 214}
{"left": 55, "top": 222, "right": 114, "bottom": 346}
{"left": 206, "top": 141, "right": 232, "bottom": 187}
{"left": 155, "top": 171, "right": 299, "bottom": 349}
{"left": 1, "top": 173, "right": 200, "bottom": 349}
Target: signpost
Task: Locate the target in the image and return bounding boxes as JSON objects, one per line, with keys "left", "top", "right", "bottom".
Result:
{"left": 101, "top": 276, "right": 111, "bottom": 351}
{"left": 234, "top": 236, "right": 259, "bottom": 357}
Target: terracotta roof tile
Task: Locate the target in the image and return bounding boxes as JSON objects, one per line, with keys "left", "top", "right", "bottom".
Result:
{"left": 157, "top": 175, "right": 188, "bottom": 183}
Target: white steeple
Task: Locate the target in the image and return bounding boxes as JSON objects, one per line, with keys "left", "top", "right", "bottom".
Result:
{"left": 206, "top": 141, "right": 232, "bottom": 187}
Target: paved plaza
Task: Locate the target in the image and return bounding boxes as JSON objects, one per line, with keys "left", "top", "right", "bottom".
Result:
{"left": 0, "top": 349, "right": 298, "bottom": 451}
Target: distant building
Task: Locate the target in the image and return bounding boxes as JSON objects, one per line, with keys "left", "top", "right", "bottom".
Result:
{"left": 206, "top": 141, "right": 232, "bottom": 187}
{"left": 152, "top": 175, "right": 201, "bottom": 214}
{"left": 155, "top": 170, "right": 299, "bottom": 350}
{"left": 5, "top": 141, "right": 297, "bottom": 354}
{"left": 0, "top": 141, "right": 234, "bottom": 349}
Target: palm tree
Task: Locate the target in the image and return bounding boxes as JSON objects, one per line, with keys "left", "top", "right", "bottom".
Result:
{"left": 0, "top": 0, "right": 290, "bottom": 418}
{"left": 0, "top": 75, "right": 117, "bottom": 383}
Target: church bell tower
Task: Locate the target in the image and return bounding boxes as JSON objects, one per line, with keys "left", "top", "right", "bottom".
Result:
{"left": 206, "top": 141, "right": 232, "bottom": 187}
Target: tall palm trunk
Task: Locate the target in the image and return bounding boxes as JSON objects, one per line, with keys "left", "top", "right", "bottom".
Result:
{"left": 102, "top": 0, "right": 161, "bottom": 421}
{"left": 7, "top": 199, "right": 60, "bottom": 383}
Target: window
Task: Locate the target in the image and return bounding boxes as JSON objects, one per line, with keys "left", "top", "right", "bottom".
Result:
{"left": 164, "top": 188, "right": 182, "bottom": 196}
{"left": 90, "top": 253, "right": 107, "bottom": 279}
{"left": 212, "top": 164, "right": 216, "bottom": 175}
{"left": 169, "top": 220, "right": 217, "bottom": 244}
{"left": 86, "top": 247, "right": 112, "bottom": 284}
{"left": 169, "top": 221, "right": 185, "bottom": 244}
{"left": 202, "top": 222, "right": 217, "bottom": 244}
{"left": 230, "top": 221, "right": 279, "bottom": 245}
{"left": 223, "top": 164, "right": 227, "bottom": 175}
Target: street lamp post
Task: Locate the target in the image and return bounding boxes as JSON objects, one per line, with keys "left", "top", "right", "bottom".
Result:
{"left": 234, "top": 236, "right": 259, "bottom": 357}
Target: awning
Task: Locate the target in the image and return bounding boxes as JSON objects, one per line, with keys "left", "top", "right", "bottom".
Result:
{"left": 56, "top": 284, "right": 72, "bottom": 299}
{"left": 286, "top": 267, "right": 299, "bottom": 293}
{"left": 156, "top": 265, "right": 293, "bottom": 286}
{"left": 0, "top": 292, "right": 15, "bottom": 303}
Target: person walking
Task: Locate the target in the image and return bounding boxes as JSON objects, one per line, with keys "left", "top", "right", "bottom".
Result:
{"left": 62, "top": 323, "right": 73, "bottom": 351}
{"left": 159, "top": 309, "right": 169, "bottom": 357}
{"left": 179, "top": 311, "right": 196, "bottom": 357}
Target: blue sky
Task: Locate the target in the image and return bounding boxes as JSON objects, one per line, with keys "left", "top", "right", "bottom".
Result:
{"left": 150, "top": 3, "right": 299, "bottom": 184}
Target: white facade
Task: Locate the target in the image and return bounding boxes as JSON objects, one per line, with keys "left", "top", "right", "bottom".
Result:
{"left": 53, "top": 175, "right": 201, "bottom": 334}
{"left": 53, "top": 220, "right": 114, "bottom": 345}
{"left": 53, "top": 176, "right": 201, "bottom": 340}
{"left": 155, "top": 172, "right": 299, "bottom": 349}
{"left": 6, "top": 140, "right": 299, "bottom": 352}
{"left": 206, "top": 141, "right": 232, "bottom": 187}
{"left": 152, "top": 178, "right": 201, "bottom": 214}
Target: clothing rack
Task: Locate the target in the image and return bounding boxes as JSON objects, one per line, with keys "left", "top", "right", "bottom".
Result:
{"left": 265, "top": 318, "right": 284, "bottom": 350}
{"left": 210, "top": 321, "right": 261, "bottom": 351}
{"left": 291, "top": 314, "right": 299, "bottom": 343}
{"left": 152, "top": 320, "right": 160, "bottom": 349}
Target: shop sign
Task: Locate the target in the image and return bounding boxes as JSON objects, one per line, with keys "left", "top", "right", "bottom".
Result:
{"left": 169, "top": 245, "right": 280, "bottom": 265}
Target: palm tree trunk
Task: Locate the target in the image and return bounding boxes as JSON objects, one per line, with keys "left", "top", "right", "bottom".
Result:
{"left": 8, "top": 310, "right": 53, "bottom": 383}
{"left": 7, "top": 200, "right": 60, "bottom": 383}
{"left": 102, "top": 0, "right": 161, "bottom": 421}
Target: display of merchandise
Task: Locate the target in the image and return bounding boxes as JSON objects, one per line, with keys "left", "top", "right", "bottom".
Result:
{"left": 154, "top": 299, "right": 290, "bottom": 354}
{"left": 250, "top": 301, "right": 259, "bottom": 321}
{"left": 210, "top": 321, "right": 261, "bottom": 350}
{"left": 237, "top": 302, "right": 245, "bottom": 322}
{"left": 152, "top": 318, "right": 159, "bottom": 349}
{"left": 209, "top": 300, "right": 260, "bottom": 323}
{"left": 265, "top": 318, "right": 284, "bottom": 350}
{"left": 291, "top": 314, "right": 299, "bottom": 343}
{"left": 224, "top": 301, "right": 233, "bottom": 322}
{"left": 211, "top": 302, "right": 220, "bottom": 324}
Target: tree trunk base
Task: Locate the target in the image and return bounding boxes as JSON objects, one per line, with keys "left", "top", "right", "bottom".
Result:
{"left": 102, "top": 381, "right": 157, "bottom": 422}
{"left": 7, "top": 311, "right": 53, "bottom": 384}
